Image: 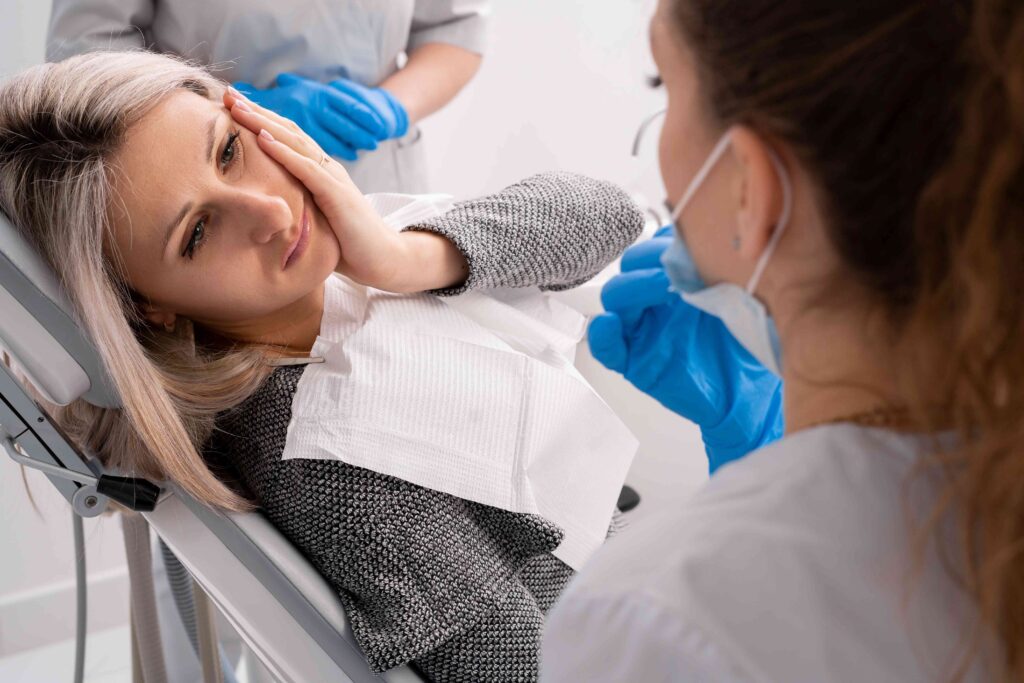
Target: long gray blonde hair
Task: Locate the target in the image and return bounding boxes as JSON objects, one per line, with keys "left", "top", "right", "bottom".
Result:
{"left": 0, "top": 52, "right": 274, "bottom": 510}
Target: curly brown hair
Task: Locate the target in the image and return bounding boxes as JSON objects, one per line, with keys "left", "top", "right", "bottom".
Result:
{"left": 669, "top": 0, "right": 1024, "bottom": 678}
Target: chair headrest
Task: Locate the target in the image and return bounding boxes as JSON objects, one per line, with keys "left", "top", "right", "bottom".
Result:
{"left": 0, "top": 212, "right": 119, "bottom": 408}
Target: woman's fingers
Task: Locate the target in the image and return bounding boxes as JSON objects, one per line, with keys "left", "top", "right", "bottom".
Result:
{"left": 232, "top": 96, "right": 357, "bottom": 187}
{"left": 224, "top": 87, "right": 300, "bottom": 134}
{"left": 254, "top": 129, "right": 341, "bottom": 208}
{"left": 257, "top": 126, "right": 407, "bottom": 288}
{"left": 255, "top": 128, "right": 365, "bottom": 228}
{"left": 229, "top": 99, "right": 315, "bottom": 156}
{"left": 224, "top": 88, "right": 325, "bottom": 165}
{"left": 226, "top": 90, "right": 392, "bottom": 277}
{"left": 230, "top": 99, "right": 359, "bottom": 183}
{"left": 224, "top": 89, "right": 363, "bottom": 174}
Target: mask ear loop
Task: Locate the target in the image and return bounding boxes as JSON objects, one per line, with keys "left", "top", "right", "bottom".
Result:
{"left": 745, "top": 150, "right": 793, "bottom": 294}
{"left": 670, "top": 132, "right": 735, "bottom": 223}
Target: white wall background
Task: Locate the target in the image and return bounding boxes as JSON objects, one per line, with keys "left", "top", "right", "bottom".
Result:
{"left": 0, "top": 0, "right": 706, "bottom": 661}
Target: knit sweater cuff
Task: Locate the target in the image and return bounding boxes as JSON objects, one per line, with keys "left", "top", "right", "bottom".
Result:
{"left": 403, "top": 172, "right": 644, "bottom": 295}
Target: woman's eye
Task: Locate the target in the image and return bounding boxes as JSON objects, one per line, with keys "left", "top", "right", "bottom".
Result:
{"left": 647, "top": 74, "right": 663, "bottom": 88}
{"left": 219, "top": 131, "right": 240, "bottom": 171}
{"left": 182, "top": 218, "right": 207, "bottom": 259}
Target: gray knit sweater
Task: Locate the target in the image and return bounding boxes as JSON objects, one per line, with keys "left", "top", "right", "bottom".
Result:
{"left": 205, "top": 173, "right": 643, "bottom": 682}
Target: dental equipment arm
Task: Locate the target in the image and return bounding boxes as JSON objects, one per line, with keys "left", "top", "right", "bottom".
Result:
{"left": 0, "top": 212, "right": 160, "bottom": 511}
{"left": 0, "top": 362, "right": 160, "bottom": 512}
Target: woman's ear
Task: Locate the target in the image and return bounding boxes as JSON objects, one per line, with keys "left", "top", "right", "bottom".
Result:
{"left": 729, "top": 126, "right": 783, "bottom": 263}
{"left": 140, "top": 302, "right": 178, "bottom": 331}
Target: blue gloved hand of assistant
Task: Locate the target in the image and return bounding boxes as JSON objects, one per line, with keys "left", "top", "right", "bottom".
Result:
{"left": 328, "top": 77, "right": 409, "bottom": 141}
{"left": 588, "top": 227, "right": 784, "bottom": 473}
{"left": 233, "top": 73, "right": 388, "bottom": 161}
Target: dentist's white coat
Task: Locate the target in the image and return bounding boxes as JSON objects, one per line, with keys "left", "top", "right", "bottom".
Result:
{"left": 46, "top": 0, "right": 489, "bottom": 194}
{"left": 542, "top": 424, "right": 991, "bottom": 682}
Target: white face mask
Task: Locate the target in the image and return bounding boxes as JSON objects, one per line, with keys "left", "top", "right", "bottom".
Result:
{"left": 660, "top": 131, "right": 792, "bottom": 375}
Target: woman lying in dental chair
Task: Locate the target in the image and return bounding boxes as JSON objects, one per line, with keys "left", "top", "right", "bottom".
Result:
{"left": 0, "top": 51, "right": 642, "bottom": 682}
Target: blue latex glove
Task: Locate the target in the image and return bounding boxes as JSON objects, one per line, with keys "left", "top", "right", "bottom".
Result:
{"left": 233, "top": 73, "right": 387, "bottom": 161}
{"left": 328, "top": 77, "right": 409, "bottom": 141}
{"left": 588, "top": 228, "right": 784, "bottom": 473}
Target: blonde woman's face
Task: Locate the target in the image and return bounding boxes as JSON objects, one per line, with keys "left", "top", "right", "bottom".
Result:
{"left": 108, "top": 89, "right": 340, "bottom": 333}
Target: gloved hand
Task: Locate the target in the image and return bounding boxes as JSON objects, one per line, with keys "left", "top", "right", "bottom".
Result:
{"left": 233, "top": 73, "right": 387, "bottom": 161}
{"left": 328, "top": 77, "right": 409, "bottom": 141}
{"left": 588, "top": 227, "right": 784, "bottom": 473}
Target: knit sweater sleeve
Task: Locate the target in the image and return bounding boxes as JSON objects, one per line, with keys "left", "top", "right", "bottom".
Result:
{"left": 403, "top": 172, "right": 645, "bottom": 296}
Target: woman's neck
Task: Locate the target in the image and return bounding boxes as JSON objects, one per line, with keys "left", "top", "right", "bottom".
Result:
{"left": 779, "top": 297, "right": 903, "bottom": 433}
{"left": 197, "top": 282, "right": 326, "bottom": 355}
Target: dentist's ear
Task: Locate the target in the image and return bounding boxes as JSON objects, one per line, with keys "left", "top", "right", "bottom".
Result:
{"left": 730, "top": 126, "right": 783, "bottom": 263}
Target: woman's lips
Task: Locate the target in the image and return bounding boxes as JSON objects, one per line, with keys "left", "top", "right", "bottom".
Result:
{"left": 283, "top": 208, "right": 310, "bottom": 270}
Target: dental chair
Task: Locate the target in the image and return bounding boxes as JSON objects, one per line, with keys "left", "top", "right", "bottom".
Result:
{"left": 0, "top": 211, "right": 424, "bottom": 682}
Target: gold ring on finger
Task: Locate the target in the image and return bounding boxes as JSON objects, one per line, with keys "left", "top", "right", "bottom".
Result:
{"left": 319, "top": 153, "right": 330, "bottom": 168}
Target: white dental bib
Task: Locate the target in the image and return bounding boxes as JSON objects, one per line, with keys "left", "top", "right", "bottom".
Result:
{"left": 281, "top": 194, "right": 639, "bottom": 570}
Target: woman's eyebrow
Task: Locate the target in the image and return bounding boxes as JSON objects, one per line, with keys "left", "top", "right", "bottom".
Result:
{"left": 161, "top": 114, "right": 222, "bottom": 254}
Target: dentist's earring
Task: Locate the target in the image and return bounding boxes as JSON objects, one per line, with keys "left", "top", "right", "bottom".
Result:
{"left": 732, "top": 235, "right": 741, "bottom": 251}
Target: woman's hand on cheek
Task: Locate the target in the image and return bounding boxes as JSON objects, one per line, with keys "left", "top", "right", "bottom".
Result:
{"left": 224, "top": 89, "right": 466, "bottom": 292}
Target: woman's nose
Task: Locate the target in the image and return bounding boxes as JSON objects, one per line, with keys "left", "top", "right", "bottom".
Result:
{"left": 235, "top": 190, "right": 294, "bottom": 244}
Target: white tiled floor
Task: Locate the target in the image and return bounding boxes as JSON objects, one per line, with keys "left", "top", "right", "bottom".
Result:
{"left": 0, "top": 624, "right": 131, "bottom": 683}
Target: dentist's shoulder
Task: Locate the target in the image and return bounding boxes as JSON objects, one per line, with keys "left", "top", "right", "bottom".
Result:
{"left": 541, "top": 424, "right": 973, "bottom": 682}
